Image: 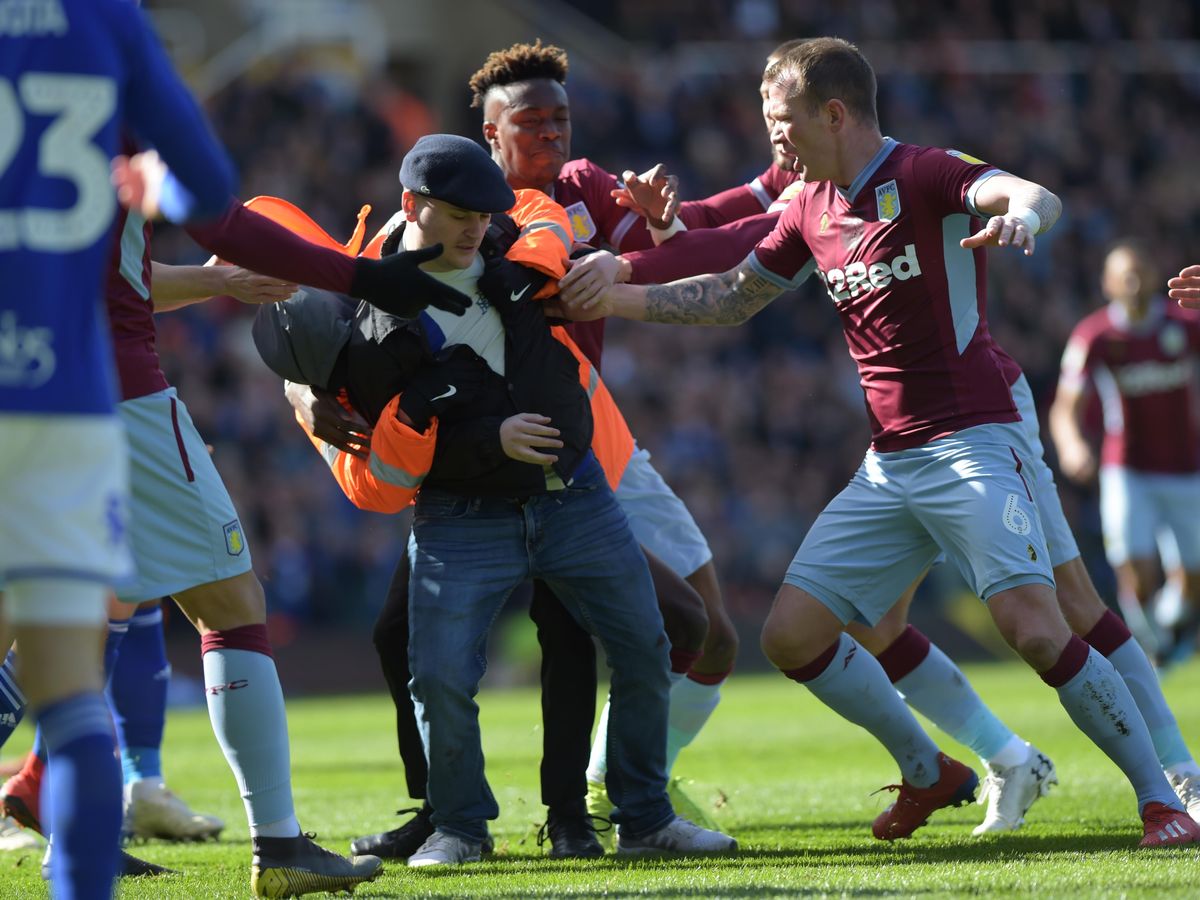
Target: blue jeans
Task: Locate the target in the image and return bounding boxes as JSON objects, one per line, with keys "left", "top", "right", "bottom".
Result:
{"left": 408, "top": 459, "right": 673, "bottom": 842}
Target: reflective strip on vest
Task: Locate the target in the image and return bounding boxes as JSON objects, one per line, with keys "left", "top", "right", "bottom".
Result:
{"left": 520, "top": 220, "right": 573, "bottom": 255}
{"left": 319, "top": 442, "right": 340, "bottom": 468}
{"left": 368, "top": 451, "right": 426, "bottom": 489}
{"left": 587, "top": 365, "right": 599, "bottom": 399}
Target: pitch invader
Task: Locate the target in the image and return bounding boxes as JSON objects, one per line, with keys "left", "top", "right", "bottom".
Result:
{"left": 556, "top": 37, "right": 1198, "bottom": 847}
{"left": 1052, "top": 241, "right": 1200, "bottom": 665}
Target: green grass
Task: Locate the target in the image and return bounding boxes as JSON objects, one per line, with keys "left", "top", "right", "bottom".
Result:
{"left": 4, "top": 660, "right": 1200, "bottom": 898}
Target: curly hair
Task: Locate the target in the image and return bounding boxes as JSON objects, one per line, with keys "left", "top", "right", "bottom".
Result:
{"left": 468, "top": 40, "right": 569, "bottom": 109}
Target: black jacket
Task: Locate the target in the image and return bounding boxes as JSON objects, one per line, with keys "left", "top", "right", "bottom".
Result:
{"left": 340, "top": 216, "right": 593, "bottom": 498}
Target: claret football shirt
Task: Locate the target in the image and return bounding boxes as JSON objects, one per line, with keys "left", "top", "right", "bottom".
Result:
{"left": 749, "top": 138, "right": 1021, "bottom": 451}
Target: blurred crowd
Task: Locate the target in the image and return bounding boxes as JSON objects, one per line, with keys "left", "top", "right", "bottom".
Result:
{"left": 150, "top": 1, "right": 1200, "bottom": 640}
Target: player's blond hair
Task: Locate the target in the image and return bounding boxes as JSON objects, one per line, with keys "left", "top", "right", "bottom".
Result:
{"left": 764, "top": 37, "right": 878, "bottom": 127}
{"left": 468, "top": 40, "right": 569, "bottom": 109}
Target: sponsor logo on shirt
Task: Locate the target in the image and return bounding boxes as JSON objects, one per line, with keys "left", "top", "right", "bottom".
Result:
{"left": 817, "top": 244, "right": 923, "bottom": 303}
{"left": 0, "top": 311, "right": 56, "bottom": 389}
{"left": 564, "top": 201, "right": 597, "bottom": 243}
{"left": 1114, "top": 358, "right": 1193, "bottom": 396}
{"left": 875, "top": 179, "right": 901, "bottom": 222}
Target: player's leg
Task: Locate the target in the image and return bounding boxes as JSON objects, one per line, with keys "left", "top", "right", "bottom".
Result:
{"left": 0, "top": 414, "right": 133, "bottom": 896}
{"left": 109, "top": 598, "right": 224, "bottom": 843}
{"left": 1153, "top": 473, "right": 1200, "bottom": 659}
{"left": 586, "top": 549, "right": 710, "bottom": 827}
{"left": 351, "top": 548, "right": 435, "bottom": 859}
{"left": 534, "top": 462, "right": 734, "bottom": 854}
{"left": 850, "top": 577, "right": 1055, "bottom": 834}
{"left": 611, "top": 446, "right": 731, "bottom": 817}
{"left": 1100, "top": 466, "right": 1162, "bottom": 655}
{"left": 763, "top": 461, "right": 976, "bottom": 840}
{"left": 1013, "top": 372, "right": 1200, "bottom": 811}
{"left": 917, "top": 426, "right": 1195, "bottom": 845}
{"left": 129, "top": 388, "right": 378, "bottom": 893}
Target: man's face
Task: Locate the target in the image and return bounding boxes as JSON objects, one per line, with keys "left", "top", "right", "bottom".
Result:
{"left": 1102, "top": 247, "right": 1155, "bottom": 309}
{"left": 760, "top": 77, "right": 799, "bottom": 172}
{"left": 403, "top": 194, "right": 491, "bottom": 271}
{"left": 483, "top": 79, "right": 571, "bottom": 192}
{"left": 766, "top": 80, "right": 830, "bottom": 181}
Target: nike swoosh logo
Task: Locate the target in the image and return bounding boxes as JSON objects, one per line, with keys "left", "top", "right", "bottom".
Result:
{"left": 431, "top": 385, "right": 456, "bottom": 401}
{"left": 510, "top": 285, "right": 530, "bottom": 302}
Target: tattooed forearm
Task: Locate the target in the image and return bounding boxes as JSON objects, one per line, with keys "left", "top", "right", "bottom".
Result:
{"left": 644, "top": 266, "right": 784, "bottom": 325}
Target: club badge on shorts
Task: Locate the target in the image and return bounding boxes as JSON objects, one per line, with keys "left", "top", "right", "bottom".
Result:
{"left": 223, "top": 519, "right": 246, "bottom": 556}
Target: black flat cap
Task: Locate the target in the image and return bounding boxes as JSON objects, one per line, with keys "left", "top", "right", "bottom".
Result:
{"left": 399, "top": 134, "right": 515, "bottom": 214}
{"left": 252, "top": 288, "right": 355, "bottom": 389}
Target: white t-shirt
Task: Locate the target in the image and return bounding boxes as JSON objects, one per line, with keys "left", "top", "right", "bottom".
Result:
{"left": 422, "top": 256, "right": 506, "bottom": 376}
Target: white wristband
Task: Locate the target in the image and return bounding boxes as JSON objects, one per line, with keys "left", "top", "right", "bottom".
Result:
{"left": 649, "top": 216, "right": 687, "bottom": 246}
{"left": 1006, "top": 206, "right": 1041, "bottom": 235}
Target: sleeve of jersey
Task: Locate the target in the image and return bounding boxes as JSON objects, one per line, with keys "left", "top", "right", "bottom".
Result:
{"left": 298, "top": 395, "right": 436, "bottom": 513}
{"left": 185, "top": 203, "right": 358, "bottom": 292}
{"left": 624, "top": 212, "right": 780, "bottom": 284}
{"left": 1057, "top": 330, "right": 1095, "bottom": 393}
{"left": 745, "top": 203, "right": 817, "bottom": 290}
{"left": 676, "top": 185, "right": 767, "bottom": 229}
{"left": 504, "top": 189, "right": 572, "bottom": 294}
{"left": 912, "top": 147, "right": 1003, "bottom": 218}
{"left": 118, "top": 4, "right": 237, "bottom": 220}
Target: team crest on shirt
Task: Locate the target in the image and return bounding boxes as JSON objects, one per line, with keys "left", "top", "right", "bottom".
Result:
{"left": 223, "top": 520, "right": 246, "bottom": 556}
{"left": 563, "top": 201, "right": 597, "bottom": 243}
{"left": 1160, "top": 322, "right": 1187, "bottom": 358}
{"left": 875, "top": 180, "right": 901, "bottom": 222}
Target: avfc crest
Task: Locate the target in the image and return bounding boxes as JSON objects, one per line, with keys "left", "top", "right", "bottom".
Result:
{"left": 875, "top": 180, "right": 901, "bottom": 222}
{"left": 563, "top": 201, "right": 597, "bottom": 243}
{"left": 223, "top": 519, "right": 246, "bottom": 556}
{"left": 1160, "top": 322, "right": 1187, "bottom": 358}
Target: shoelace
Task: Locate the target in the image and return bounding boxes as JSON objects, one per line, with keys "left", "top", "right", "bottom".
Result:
{"left": 536, "top": 814, "right": 612, "bottom": 848}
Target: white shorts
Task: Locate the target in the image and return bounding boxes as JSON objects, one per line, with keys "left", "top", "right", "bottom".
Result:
{"left": 0, "top": 414, "right": 133, "bottom": 625}
{"left": 786, "top": 421, "right": 1055, "bottom": 626}
{"left": 1100, "top": 465, "right": 1200, "bottom": 569}
{"left": 614, "top": 446, "right": 712, "bottom": 579}
{"left": 1009, "top": 374, "right": 1080, "bottom": 567}
{"left": 118, "top": 388, "right": 251, "bottom": 603}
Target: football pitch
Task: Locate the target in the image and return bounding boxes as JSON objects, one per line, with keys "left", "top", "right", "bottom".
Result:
{"left": 4, "top": 659, "right": 1200, "bottom": 898}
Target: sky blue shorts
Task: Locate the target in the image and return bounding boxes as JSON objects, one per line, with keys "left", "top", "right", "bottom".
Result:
{"left": 614, "top": 445, "right": 712, "bottom": 579}
{"left": 785, "top": 421, "right": 1055, "bottom": 625}
{"left": 117, "top": 387, "right": 251, "bottom": 603}
{"left": 1009, "top": 373, "right": 1080, "bottom": 568}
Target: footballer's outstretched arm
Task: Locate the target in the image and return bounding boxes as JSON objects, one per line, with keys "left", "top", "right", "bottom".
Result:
{"left": 962, "top": 173, "right": 1062, "bottom": 256}
{"left": 562, "top": 260, "right": 785, "bottom": 326}
{"left": 150, "top": 262, "right": 296, "bottom": 312}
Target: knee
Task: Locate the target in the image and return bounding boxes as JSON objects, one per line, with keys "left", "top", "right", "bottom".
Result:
{"left": 759, "top": 618, "right": 814, "bottom": 670}
{"left": 1014, "top": 633, "right": 1066, "bottom": 672}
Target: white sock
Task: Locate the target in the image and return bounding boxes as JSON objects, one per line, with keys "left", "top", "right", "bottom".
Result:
{"left": 586, "top": 699, "right": 611, "bottom": 785}
{"left": 665, "top": 676, "right": 722, "bottom": 774}
{"left": 985, "top": 735, "right": 1031, "bottom": 769}
{"left": 1166, "top": 761, "right": 1200, "bottom": 780}
{"left": 251, "top": 815, "right": 301, "bottom": 839}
